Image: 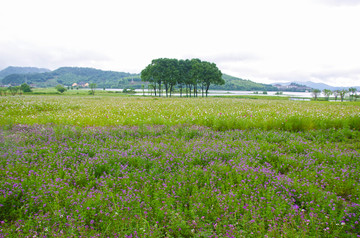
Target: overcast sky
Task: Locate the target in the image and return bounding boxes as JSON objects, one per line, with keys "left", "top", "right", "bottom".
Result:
{"left": 1, "top": 0, "right": 360, "bottom": 86}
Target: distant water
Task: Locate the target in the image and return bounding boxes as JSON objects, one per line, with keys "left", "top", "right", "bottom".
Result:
{"left": 104, "top": 89, "right": 313, "bottom": 98}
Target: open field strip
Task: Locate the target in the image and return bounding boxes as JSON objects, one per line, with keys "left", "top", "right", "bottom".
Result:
{"left": 1, "top": 95, "right": 360, "bottom": 130}
{"left": 0, "top": 95, "right": 360, "bottom": 237}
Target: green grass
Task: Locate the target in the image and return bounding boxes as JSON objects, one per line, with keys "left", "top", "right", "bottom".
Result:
{"left": 0, "top": 95, "right": 360, "bottom": 237}
{"left": 1, "top": 95, "right": 360, "bottom": 131}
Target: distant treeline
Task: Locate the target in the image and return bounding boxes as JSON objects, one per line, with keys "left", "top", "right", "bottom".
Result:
{"left": 1, "top": 67, "right": 141, "bottom": 89}
{"left": 1, "top": 66, "right": 278, "bottom": 91}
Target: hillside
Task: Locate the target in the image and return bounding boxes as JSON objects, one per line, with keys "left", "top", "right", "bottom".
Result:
{"left": 0, "top": 66, "right": 50, "bottom": 79}
{"left": 50, "top": 67, "right": 141, "bottom": 88}
{"left": 273, "top": 81, "right": 360, "bottom": 91}
{"left": 210, "top": 74, "right": 277, "bottom": 91}
{"left": 293, "top": 81, "right": 360, "bottom": 91}
{"left": 1, "top": 66, "right": 277, "bottom": 91}
{"left": 1, "top": 67, "right": 141, "bottom": 88}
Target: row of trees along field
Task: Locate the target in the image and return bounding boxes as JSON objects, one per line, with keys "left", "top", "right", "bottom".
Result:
{"left": 312, "top": 88, "right": 358, "bottom": 101}
{"left": 141, "top": 58, "right": 224, "bottom": 97}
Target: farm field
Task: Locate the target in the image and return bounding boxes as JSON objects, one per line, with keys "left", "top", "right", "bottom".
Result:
{"left": 0, "top": 95, "right": 360, "bottom": 237}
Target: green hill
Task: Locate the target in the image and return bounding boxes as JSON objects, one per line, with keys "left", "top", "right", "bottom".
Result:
{"left": 1, "top": 67, "right": 141, "bottom": 88}
{"left": 0, "top": 66, "right": 50, "bottom": 79}
{"left": 210, "top": 74, "right": 277, "bottom": 91}
{"left": 50, "top": 67, "right": 141, "bottom": 88}
{"left": 1, "top": 66, "right": 276, "bottom": 91}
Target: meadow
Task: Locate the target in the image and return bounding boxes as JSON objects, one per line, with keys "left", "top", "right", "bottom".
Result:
{"left": 1, "top": 95, "right": 360, "bottom": 131}
{"left": 0, "top": 95, "right": 360, "bottom": 237}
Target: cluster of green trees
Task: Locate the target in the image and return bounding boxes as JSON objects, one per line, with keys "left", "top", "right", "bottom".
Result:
{"left": 0, "top": 83, "right": 32, "bottom": 96}
{"left": 141, "top": 58, "right": 224, "bottom": 97}
{"left": 311, "top": 87, "right": 358, "bottom": 101}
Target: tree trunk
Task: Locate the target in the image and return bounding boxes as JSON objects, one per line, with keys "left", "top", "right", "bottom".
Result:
{"left": 158, "top": 82, "right": 161, "bottom": 97}
{"left": 164, "top": 84, "right": 168, "bottom": 97}
{"left": 205, "top": 83, "right": 210, "bottom": 97}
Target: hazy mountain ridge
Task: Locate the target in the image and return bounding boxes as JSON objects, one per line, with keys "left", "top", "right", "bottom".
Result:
{"left": 1, "top": 66, "right": 277, "bottom": 91}
{"left": 273, "top": 81, "right": 360, "bottom": 91}
{"left": 3, "top": 66, "right": 359, "bottom": 91}
{"left": 1, "top": 67, "right": 141, "bottom": 88}
{"left": 212, "top": 74, "right": 277, "bottom": 91}
{"left": 0, "top": 66, "right": 50, "bottom": 79}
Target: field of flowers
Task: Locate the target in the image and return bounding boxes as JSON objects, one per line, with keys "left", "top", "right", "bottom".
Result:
{"left": 0, "top": 95, "right": 360, "bottom": 237}
{"left": 1, "top": 95, "right": 360, "bottom": 131}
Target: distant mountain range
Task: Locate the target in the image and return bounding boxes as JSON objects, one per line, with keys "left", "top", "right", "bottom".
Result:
{"left": 0, "top": 66, "right": 50, "bottom": 78}
{"left": 0, "top": 66, "right": 277, "bottom": 91}
{"left": 2, "top": 66, "right": 360, "bottom": 92}
{"left": 273, "top": 81, "right": 360, "bottom": 91}
{"left": 0, "top": 66, "right": 140, "bottom": 89}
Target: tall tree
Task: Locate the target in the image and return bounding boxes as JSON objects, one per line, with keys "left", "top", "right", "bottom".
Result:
{"left": 339, "top": 89, "right": 347, "bottom": 102}
{"left": 182, "top": 59, "right": 194, "bottom": 97}
{"left": 311, "top": 89, "right": 321, "bottom": 101}
{"left": 333, "top": 90, "right": 339, "bottom": 101}
{"left": 202, "top": 62, "right": 224, "bottom": 97}
{"left": 151, "top": 59, "right": 165, "bottom": 97}
{"left": 190, "top": 59, "right": 202, "bottom": 97}
{"left": 141, "top": 64, "right": 157, "bottom": 96}
{"left": 89, "top": 83, "right": 97, "bottom": 95}
{"left": 167, "top": 59, "right": 179, "bottom": 97}
{"left": 322, "top": 89, "right": 332, "bottom": 101}
{"left": 8, "top": 86, "right": 20, "bottom": 96}
{"left": 349, "top": 87, "right": 357, "bottom": 101}
{"left": 178, "top": 59, "right": 191, "bottom": 97}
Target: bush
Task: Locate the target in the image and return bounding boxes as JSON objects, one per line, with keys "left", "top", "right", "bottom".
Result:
{"left": 55, "top": 85, "right": 67, "bottom": 94}
{"left": 20, "top": 83, "right": 32, "bottom": 93}
{"left": 122, "top": 88, "right": 136, "bottom": 94}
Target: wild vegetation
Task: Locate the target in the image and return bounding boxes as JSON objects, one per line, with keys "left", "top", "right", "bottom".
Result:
{"left": 312, "top": 88, "right": 359, "bottom": 102}
{"left": 1, "top": 96, "right": 360, "bottom": 131}
{"left": 0, "top": 66, "right": 277, "bottom": 92}
{"left": 0, "top": 95, "right": 359, "bottom": 237}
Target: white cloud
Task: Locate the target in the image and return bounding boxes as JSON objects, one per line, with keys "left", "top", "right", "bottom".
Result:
{"left": 315, "top": 0, "right": 360, "bottom": 6}
{"left": 0, "top": 41, "right": 111, "bottom": 70}
{"left": 1, "top": 0, "right": 360, "bottom": 86}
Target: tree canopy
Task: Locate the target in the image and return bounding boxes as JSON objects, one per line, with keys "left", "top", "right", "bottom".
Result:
{"left": 141, "top": 58, "right": 224, "bottom": 97}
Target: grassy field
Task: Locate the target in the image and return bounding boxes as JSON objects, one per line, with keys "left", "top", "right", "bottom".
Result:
{"left": 1, "top": 95, "right": 360, "bottom": 131}
{"left": 0, "top": 95, "right": 360, "bottom": 237}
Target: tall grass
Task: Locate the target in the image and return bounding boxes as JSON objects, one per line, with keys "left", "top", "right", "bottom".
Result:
{"left": 1, "top": 95, "right": 360, "bottom": 131}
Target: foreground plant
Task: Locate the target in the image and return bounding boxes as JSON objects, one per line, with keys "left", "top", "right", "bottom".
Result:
{"left": 1, "top": 96, "right": 360, "bottom": 131}
{"left": 0, "top": 125, "right": 359, "bottom": 237}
